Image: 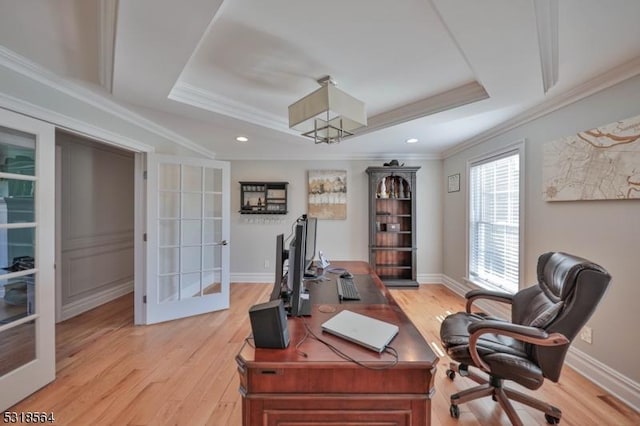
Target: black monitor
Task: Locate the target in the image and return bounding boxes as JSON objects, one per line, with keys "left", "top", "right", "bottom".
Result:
{"left": 286, "top": 221, "right": 311, "bottom": 316}
{"left": 269, "top": 233, "right": 287, "bottom": 301}
{"left": 304, "top": 216, "right": 317, "bottom": 271}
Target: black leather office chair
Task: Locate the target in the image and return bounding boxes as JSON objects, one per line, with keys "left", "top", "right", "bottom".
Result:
{"left": 440, "top": 252, "right": 611, "bottom": 425}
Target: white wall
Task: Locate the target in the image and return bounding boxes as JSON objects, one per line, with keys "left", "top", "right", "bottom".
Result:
{"left": 443, "top": 74, "right": 640, "bottom": 385}
{"left": 57, "top": 132, "right": 134, "bottom": 320}
{"left": 230, "top": 159, "right": 442, "bottom": 282}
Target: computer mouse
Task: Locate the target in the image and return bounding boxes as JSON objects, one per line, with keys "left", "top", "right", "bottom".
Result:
{"left": 340, "top": 271, "right": 353, "bottom": 279}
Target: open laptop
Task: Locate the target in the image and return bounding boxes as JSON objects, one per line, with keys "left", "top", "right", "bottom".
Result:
{"left": 321, "top": 310, "right": 399, "bottom": 353}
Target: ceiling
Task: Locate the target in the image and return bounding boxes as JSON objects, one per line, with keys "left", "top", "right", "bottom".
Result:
{"left": 1, "top": 0, "right": 640, "bottom": 160}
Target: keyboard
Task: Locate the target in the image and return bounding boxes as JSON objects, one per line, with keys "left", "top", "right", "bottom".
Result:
{"left": 337, "top": 277, "right": 361, "bottom": 300}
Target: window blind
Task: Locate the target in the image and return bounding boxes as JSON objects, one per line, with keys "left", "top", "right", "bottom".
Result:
{"left": 469, "top": 151, "right": 520, "bottom": 293}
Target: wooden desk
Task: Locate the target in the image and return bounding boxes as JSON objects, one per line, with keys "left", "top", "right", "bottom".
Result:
{"left": 236, "top": 261, "right": 439, "bottom": 426}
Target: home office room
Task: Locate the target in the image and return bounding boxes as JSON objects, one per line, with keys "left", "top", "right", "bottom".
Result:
{"left": 0, "top": 1, "right": 639, "bottom": 425}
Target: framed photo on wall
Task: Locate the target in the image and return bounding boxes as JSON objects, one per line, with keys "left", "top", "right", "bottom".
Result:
{"left": 448, "top": 173, "right": 460, "bottom": 193}
{"left": 308, "top": 169, "right": 347, "bottom": 219}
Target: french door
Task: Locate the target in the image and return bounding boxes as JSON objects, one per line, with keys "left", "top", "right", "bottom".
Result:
{"left": 145, "top": 154, "right": 230, "bottom": 324}
{"left": 0, "top": 109, "right": 55, "bottom": 410}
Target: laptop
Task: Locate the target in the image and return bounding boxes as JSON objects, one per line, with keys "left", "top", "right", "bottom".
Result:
{"left": 321, "top": 310, "right": 399, "bottom": 353}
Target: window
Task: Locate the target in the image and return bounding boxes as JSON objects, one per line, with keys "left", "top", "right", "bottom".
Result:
{"left": 468, "top": 146, "right": 522, "bottom": 293}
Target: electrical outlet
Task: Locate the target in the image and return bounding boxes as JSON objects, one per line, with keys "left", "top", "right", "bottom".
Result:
{"left": 580, "top": 326, "right": 592, "bottom": 344}
{"left": 264, "top": 259, "right": 270, "bottom": 269}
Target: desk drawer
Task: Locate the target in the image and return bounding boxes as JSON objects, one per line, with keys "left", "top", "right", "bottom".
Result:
{"left": 245, "top": 366, "right": 431, "bottom": 394}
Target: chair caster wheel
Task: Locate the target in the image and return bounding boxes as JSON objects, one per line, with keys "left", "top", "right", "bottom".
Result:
{"left": 545, "top": 414, "right": 560, "bottom": 424}
{"left": 446, "top": 369, "right": 456, "bottom": 380}
{"left": 450, "top": 404, "right": 460, "bottom": 418}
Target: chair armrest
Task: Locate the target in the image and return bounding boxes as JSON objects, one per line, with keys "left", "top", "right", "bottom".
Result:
{"left": 467, "top": 319, "right": 570, "bottom": 372}
{"left": 465, "top": 289, "right": 514, "bottom": 313}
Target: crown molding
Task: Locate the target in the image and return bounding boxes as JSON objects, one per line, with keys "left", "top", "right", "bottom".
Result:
{"left": 534, "top": 0, "right": 559, "bottom": 94}
{"left": 442, "top": 55, "right": 640, "bottom": 158}
{"left": 0, "top": 46, "right": 216, "bottom": 158}
{"left": 170, "top": 80, "right": 489, "bottom": 144}
{"left": 359, "top": 81, "right": 489, "bottom": 136}
{"left": 169, "top": 81, "right": 294, "bottom": 134}
{"left": 98, "top": 0, "right": 118, "bottom": 93}
{"left": 0, "top": 92, "right": 153, "bottom": 152}
{"left": 218, "top": 152, "right": 442, "bottom": 161}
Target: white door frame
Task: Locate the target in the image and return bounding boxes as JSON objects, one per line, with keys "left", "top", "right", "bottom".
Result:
{"left": 54, "top": 145, "right": 62, "bottom": 322}
{"left": 53, "top": 139, "right": 147, "bottom": 324}
{"left": 134, "top": 152, "right": 146, "bottom": 324}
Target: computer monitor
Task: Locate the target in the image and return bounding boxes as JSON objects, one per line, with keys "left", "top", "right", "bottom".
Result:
{"left": 286, "top": 221, "right": 311, "bottom": 316}
{"left": 304, "top": 216, "right": 317, "bottom": 271}
{"left": 269, "top": 233, "right": 287, "bottom": 301}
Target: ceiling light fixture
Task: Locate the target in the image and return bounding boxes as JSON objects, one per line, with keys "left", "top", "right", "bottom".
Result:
{"left": 236, "top": 136, "right": 248, "bottom": 142}
{"left": 406, "top": 138, "right": 419, "bottom": 144}
{"left": 288, "top": 76, "right": 367, "bottom": 144}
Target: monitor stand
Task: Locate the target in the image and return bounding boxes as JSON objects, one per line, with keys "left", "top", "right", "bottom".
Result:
{"left": 299, "top": 297, "right": 312, "bottom": 316}
{"left": 285, "top": 295, "right": 312, "bottom": 317}
{"left": 303, "top": 267, "right": 318, "bottom": 278}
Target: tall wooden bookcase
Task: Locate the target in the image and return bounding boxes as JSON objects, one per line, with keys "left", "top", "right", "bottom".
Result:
{"left": 366, "top": 166, "right": 420, "bottom": 287}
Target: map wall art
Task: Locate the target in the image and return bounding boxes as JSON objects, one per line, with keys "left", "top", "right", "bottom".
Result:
{"left": 543, "top": 114, "right": 640, "bottom": 201}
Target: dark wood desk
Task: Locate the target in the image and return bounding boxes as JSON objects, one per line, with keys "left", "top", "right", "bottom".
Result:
{"left": 236, "top": 261, "right": 439, "bottom": 426}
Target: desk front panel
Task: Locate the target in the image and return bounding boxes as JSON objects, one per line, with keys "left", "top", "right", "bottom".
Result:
{"left": 245, "top": 397, "right": 428, "bottom": 426}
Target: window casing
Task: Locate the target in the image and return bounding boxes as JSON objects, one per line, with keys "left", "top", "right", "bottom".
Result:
{"left": 468, "top": 146, "right": 522, "bottom": 293}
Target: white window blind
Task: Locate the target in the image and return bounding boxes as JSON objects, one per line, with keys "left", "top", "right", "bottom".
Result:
{"left": 469, "top": 151, "right": 520, "bottom": 293}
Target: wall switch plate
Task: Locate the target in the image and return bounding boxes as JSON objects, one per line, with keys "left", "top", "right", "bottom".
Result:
{"left": 264, "top": 260, "right": 270, "bottom": 269}
{"left": 580, "top": 326, "right": 593, "bottom": 344}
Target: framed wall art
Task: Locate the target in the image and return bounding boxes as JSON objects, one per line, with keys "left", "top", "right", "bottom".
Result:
{"left": 543, "top": 114, "right": 640, "bottom": 201}
{"left": 448, "top": 173, "right": 460, "bottom": 193}
{"left": 308, "top": 170, "right": 347, "bottom": 219}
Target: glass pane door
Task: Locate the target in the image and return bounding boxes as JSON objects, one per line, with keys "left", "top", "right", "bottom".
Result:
{"left": 146, "top": 154, "right": 229, "bottom": 324}
{"left": 0, "top": 128, "right": 36, "bottom": 376}
{"left": 0, "top": 110, "right": 55, "bottom": 411}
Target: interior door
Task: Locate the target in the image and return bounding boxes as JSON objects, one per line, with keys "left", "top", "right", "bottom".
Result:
{"left": 0, "top": 109, "right": 55, "bottom": 410}
{"left": 145, "top": 154, "right": 230, "bottom": 324}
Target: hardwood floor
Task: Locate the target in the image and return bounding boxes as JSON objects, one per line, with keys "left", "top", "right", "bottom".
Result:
{"left": 9, "top": 284, "right": 639, "bottom": 425}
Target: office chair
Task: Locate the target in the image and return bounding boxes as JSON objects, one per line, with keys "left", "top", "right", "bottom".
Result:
{"left": 440, "top": 252, "right": 611, "bottom": 425}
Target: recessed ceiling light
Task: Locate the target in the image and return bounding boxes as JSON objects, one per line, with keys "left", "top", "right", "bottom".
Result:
{"left": 236, "top": 136, "right": 248, "bottom": 142}
{"left": 406, "top": 138, "right": 418, "bottom": 144}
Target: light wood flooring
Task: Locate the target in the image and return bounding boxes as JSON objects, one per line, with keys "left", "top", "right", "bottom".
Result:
{"left": 9, "top": 284, "right": 639, "bottom": 425}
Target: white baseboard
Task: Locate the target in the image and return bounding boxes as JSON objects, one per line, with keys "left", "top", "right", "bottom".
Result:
{"left": 441, "top": 274, "right": 640, "bottom": 412}
{"left": 565, "top": 346, "right": 640, "bottom": 412}
{"left": 59, "top": 280, "right": 133, "bottom": 322}
{"left": 417, "top": 273, "right": 444, "bottom": 284}
{"left": 441, "top": 274, "right": 510, "bottom": 319}
{"left": 231, "top": 273, "right": 272, "bottom": 283}
{"left": 441, "top": 274, "right": 469, "bottom": 296}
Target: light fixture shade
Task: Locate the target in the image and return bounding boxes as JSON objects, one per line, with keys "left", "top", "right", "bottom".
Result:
{"left": 289, "top": 80, "right": 367, "bottom": 144}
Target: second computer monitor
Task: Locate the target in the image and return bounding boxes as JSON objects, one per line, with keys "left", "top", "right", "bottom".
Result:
{"left": 304, "top": 216, "right": 317, "bottom": 270}
{"left": 269, "top": 233, "right": 287, "bottom": 301}
{"left": 288, "top": 221, "right": 309, "bottom": 316}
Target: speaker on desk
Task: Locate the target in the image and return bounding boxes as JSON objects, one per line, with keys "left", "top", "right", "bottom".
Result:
{"left": 249, "top": 299, "right": 290, "bottom": 349}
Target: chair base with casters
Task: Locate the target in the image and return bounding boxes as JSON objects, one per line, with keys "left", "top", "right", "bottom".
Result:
{"left": 445, "top": 362, "right": 562, "bottom": 425}
{"left": 440, "top": 252, "right": 611, "bottom": 426}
